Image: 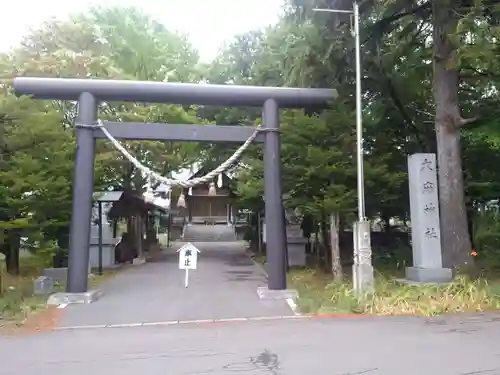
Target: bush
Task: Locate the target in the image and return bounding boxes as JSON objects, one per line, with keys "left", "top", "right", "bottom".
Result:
{"left": 473, "top": 210, "right": 500, "bottom": 270}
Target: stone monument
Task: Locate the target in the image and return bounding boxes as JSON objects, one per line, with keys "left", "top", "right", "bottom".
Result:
{"left": 262, "top": 213, "right": 307, "bottom": 267}
{"left": 285, "top": 210, "right": 307, "bottom": 267}
{"left": 406, "top": 153, "right": 452, "bottom": 283}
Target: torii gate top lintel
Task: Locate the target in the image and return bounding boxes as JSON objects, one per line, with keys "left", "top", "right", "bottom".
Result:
{"left": 13, "top": 77, "right": 337, "bottom": 108}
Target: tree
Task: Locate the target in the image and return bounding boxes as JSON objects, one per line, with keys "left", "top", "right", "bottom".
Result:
{"left": 279, "top": 0, "right": 500, "bottom": 273}
{"left": 432, "top": 1, "right": 473, "bottom": 270}
{"left": 0, "top": 6, "right": 203, "bottom": 271}
{"left": 201, "top": 0, "right": 500, "bottom": 276}
{"left": 0, "top": 91, "right": 72, "bottom": 273}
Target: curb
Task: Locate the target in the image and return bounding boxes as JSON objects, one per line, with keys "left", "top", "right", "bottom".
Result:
{"left": 247, "top": 252, "right": 301, "bottom": 316}
{"left": 285, "top": 298, "right": 299, "bottom": 315}
{"left": 306, "top": 313, "right": 370, "bottom": 319}
{"left": 54, "top": 313, "right": 374, "bottom": 332}
{"left": 56, "top": 314, "right": 308, "bottom": 331}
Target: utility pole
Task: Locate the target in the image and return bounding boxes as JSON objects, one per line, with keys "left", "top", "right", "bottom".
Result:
{"left": 313, "top": 1, "right": 374, "bottom": 295}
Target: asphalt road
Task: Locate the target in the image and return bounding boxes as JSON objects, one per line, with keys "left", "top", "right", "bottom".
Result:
{"left": 2, "top": 313, "right": 500, "bottom": 375}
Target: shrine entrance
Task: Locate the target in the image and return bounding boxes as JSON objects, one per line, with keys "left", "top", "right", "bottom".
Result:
{"left": 13, "top": 77, "right": 335, "bottom": 295}
{"left": 189, "top": 198, "right": 229, "bottom": 224}
{"left": 172, "top": 167, "right": 235, "bottom": 225}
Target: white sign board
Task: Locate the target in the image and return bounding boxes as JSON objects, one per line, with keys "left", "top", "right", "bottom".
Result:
{"left": 177, "top": 243, "right": 200, "bottom": 270}
{"left": 177, "top": 243, "right": 200, "bottom": 287}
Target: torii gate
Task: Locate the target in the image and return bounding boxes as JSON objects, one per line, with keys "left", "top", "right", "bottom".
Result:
{"left": 13, "top": 77, "right": 335, "bottom": 295}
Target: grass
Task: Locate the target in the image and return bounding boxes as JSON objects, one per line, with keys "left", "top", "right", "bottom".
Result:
{"left": 287, "top": 268, "right": 500, "bottom": 316}
{"left": 0, "top": 256, "right": 117, "bottom": 330}
{"left": 250, "top": 250, "right": 500, "bottom": 316}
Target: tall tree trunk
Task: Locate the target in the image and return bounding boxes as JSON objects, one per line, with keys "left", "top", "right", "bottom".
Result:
{"left": 330, "top": 212, "right": 342, "bottom": 282}
{"left": 55, "top": 226, "right": 70, "bottom": 251}
{"left": 320, "top": 211, "right": 329, "bottom": 267}
{"left": 5, "top": 230, "right": 20, "bottom": 275}
{"left": 314, "top": 227, "right": 321, "bottom": 264}
{"left": 432, "top": 1, "right": 473, "bottom": 272}
{"left": 466, "top": 200, "right": 475, "bottom": 251}
{"left": 0, "top": 234, "right": 9, "bottom": 278}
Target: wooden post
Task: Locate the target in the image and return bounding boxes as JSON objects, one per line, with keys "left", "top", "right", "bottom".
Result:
{"left": 167, "top": 214, "right": 171, "bottom": 247}
{"left": 330, "top": 212, "right": 343, "bottom": 282}
{"left": 135, "top": 216, "right": 143, "bottom": 259}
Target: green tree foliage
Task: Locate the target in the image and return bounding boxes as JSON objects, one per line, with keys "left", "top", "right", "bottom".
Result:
{"left": 203, "top": 0, "right": 500, "bottom": 274}
{"left": 0, "top": 6, "right": 201, "bottom": 272}
{"left": 2, "top": 0, "right": 500, "bottom": 278}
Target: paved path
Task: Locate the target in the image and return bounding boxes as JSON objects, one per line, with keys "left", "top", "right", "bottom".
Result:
{"left": 2, "top": 313, "right": 500, "bottom": 374}
{"left": 58, "top": 242, "right": 293, "bottom": 328}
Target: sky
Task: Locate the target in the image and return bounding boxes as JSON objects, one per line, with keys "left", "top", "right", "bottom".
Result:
{"left": 0, "top": 0, "right": 284, "bottom": 62}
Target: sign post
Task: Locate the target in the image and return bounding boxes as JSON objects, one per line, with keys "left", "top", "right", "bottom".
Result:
{"left": 177, "top": 242, "right": 200, "bottom": 288}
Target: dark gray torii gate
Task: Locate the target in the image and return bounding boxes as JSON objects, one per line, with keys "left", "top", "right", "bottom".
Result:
{"left": 13, "top": 77, "right": 335, "bottom": 294}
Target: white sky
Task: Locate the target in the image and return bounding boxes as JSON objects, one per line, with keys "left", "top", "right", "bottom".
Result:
{"left": 0, "top": 0, "right": 284, "bottom": 62}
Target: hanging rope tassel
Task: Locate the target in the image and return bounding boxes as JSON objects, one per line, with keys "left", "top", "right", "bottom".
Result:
{"left": 177, "top": 191, "right": 186, "bottom": 208}
{"left": 217, "top": 173, "right": 223, "bottom": 188}
{"left": 188, "top": 187, "right": 193, "bottom": 196}
{"left": 143, "top": 175, "right": 155, "bottom": 203}
{"left": 208, "top": 181, "right": 217, "bottom": 196}
{"left": 165, "top": 189, "right": 172, "bottom": 209}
